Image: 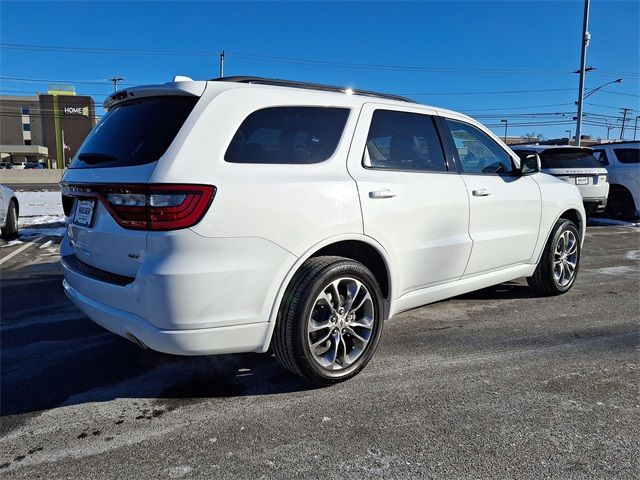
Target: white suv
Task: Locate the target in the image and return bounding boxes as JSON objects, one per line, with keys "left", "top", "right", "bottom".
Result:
{"left": 591, "top": 141, "right": 640, "bottom": 220}
{"left": 512, "top": 145, "right": 609, "bottom": 215}
{"left": 60, "top": 77, "right": 586, "bottom": 385}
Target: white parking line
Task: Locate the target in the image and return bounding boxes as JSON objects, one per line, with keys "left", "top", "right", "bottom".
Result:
{"left": 0, "top": 236, "right": 45, "bottom": 266}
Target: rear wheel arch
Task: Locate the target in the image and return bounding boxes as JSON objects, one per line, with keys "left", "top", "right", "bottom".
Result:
{"left": 264, "top": 236, "right": 394, "bottom": 352}
{"left": 607, "top": 184, "right": 636, "bottom": 218}
{"left": 310, "top": 240, "right": 391, "bottom": 303}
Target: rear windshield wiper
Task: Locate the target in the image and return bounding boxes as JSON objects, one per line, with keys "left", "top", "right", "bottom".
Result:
{"left": 78, "top": 153, "right": 118, "bottom": 164}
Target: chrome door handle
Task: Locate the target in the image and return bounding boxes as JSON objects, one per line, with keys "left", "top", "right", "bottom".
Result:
{"left": 369, "top": 189, "right": 396, "bottom": 199}
{"left": 472, "top": 188, "right": 491, "bottom": 197}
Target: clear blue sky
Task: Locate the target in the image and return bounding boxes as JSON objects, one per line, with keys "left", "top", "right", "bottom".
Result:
{"left": 1, "top": 0, "right": 639, "bottom": 140}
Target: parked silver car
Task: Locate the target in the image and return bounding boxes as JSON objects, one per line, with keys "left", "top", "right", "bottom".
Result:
{"left": 0, "top": 184, "right": 19, "bottom": 238}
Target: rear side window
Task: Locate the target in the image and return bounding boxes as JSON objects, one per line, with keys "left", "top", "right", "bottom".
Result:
{"left": 539, "top": 149, "right": 601, "bottom": 169}
{"left": 70, "top": 96, "right": 198, "bottom": 169}
{"left": 614, "top": 148, "right": 639, "bottom": 164}
{"left": 364, "top": 110, "right": 447, "bottom": 172}
{"left": 225, "top": 107, "right": 350, "bottom": 164}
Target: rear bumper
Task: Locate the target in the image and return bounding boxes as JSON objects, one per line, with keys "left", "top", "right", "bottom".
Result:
{"left": 63, "top": 279, "right": 271, "bottom": 355}
{"left": 60, "top": 230, "right": 297, "bottom": 355}
{"left": 583, "top": 198, "right": 607, "bottom": 214}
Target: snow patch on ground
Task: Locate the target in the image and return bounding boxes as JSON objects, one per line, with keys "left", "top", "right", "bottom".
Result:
{"left": 596, "top": 265, "right": 639, "bottom": 276}
{"left": 1, "top": 239, "right": 23, "bottom": 248}
{"left": 16, "top": 191, "right": 65, "bottom": 227}
{"left": 625, "top": 250, "right": 640, "bottom": 261}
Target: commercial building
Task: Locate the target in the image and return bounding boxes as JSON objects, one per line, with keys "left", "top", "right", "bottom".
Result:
{"left": 0, "top": 85, "right": 97, "bottom": 168}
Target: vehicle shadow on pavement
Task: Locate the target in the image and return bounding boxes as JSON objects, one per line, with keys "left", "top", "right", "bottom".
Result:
{"left": 1, "top": 270, "right": 314, "bottom": 420}
{"left": 455, "top": 280, "right": 537, "bottom": 301}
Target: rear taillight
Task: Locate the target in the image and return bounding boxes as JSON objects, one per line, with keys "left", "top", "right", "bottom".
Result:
{"left": 63, "top": 184, "right": 215, "bottom": 231}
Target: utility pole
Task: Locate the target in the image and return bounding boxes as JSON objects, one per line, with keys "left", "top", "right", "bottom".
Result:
{"left": 575, "top": 0, "right": 591, "bottom": 146}
{"left": 605, "top": 121, "right": 614, "bottom": 140}
{"left": 109, "top": 77, "right": 124, "bottom": 92}
{"left": 634, "top": 115, "right": 640, "bottom": 141}
{"left": 619, "top": 108, "right": 632, "bottom": 140}
{"left": 501, "top": 119, "right": 508, "bottom": 143}
{"left": 219, "top": 50, "right": 225, "bottom": 78}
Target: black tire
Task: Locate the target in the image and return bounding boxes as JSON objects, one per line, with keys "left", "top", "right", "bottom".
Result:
{"left": 272, "top": 256, "right": 384, "bottom": 386}
{"left": 1, "top": 200, "right": 18, "bottom": 238}
{"left": 527, "top": 219, "right": 580, "bottom": 295}
{"left": 605, "top": 186, "right": 636, "bottom": 221}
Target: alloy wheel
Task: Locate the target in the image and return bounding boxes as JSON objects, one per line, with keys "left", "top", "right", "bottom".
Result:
{"left": 553, "top": 230, "right": 578, "bottom": 287}
{"left": 307, "top": 277, "right": 375, "bottom": 371}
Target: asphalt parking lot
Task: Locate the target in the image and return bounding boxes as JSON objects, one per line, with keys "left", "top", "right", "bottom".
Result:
{"left": 1, "top": 225, "right": 638, "bottom": 479}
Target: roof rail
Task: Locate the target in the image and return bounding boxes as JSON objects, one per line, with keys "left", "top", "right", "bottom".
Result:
{"left": 593, "top": 140, "right": 639, "bottom": 146}
{"left": 210, "top": 76, "right": 417, "bottom": 104}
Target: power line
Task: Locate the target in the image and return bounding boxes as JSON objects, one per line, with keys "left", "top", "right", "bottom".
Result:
{"left": 3, "top": 42, "right": 638, "bottom": 78}
{"left": 462, "top": 102, "right": 575, "bottom": 112}
{"left": 400, "top": 88, "right": 577, "bottom": 96}
{"left": 0, "top": 42, "right": 215, "bottom": 57}
{"left": 0, "top": 76, "right": 133, "bottom": 86}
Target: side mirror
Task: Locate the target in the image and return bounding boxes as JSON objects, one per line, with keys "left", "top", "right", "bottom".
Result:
{"left": 520, "top": 153, "right": 540, "bottom": 175}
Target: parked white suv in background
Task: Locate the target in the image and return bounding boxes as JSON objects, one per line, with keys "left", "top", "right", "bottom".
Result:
{"left": 591, "top": 141, "right": 640, "bottom": 220}
{"left": 60, "top": 77, "right": 586, "bottom": 385}
{"left": 512, "top": 145, "right": 609, "bottom": 215}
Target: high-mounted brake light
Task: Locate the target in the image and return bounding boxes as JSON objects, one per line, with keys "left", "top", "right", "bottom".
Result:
{"left": 63, "top": 184, "right": 215, "bottom": 231}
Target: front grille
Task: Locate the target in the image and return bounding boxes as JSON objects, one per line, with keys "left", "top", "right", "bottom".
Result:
{"left": 62, "top": 254, "right": 135, "bottom": 286}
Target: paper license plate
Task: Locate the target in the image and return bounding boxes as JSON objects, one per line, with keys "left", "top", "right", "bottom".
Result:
{"left": 73, "top": 199, "right": 95, "bottom": 227}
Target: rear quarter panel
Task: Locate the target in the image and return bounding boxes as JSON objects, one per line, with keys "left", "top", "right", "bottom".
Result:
{"left": 149, "top": 87, "right": 365, "bottom": 256}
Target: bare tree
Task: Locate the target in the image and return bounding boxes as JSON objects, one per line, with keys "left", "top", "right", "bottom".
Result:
{"left": 522, "top": 132, "right": 544, "bottom": 143}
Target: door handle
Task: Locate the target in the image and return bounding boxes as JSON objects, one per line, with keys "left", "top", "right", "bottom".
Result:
{"left": 369, "top": 189, "right": 397, "bottom": 199}
{"left": 472, "top": 188, "right": 491, "bottom": 197}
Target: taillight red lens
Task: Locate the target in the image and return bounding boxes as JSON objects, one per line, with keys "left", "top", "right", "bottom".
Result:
{"left": 100, "top": 184, "right": 215, "bottom": 231}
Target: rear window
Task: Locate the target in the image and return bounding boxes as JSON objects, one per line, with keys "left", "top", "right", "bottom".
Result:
{"left": 538, "top": 149, "right": 601, "bottom": 169}
{"left": 614, "top": 148, "right": 639, "bottom": 164}
{"left": 70, "top": 96, "right": 198, "bottom": 169}
{"left": 225, "top": 107, "right": 350, "bottom": 164}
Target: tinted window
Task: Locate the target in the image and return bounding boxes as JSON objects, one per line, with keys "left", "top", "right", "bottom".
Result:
{"left": 592, "top": 149, "right": 609, "bottom": 166}
{"left": 614, "top": 148, "right": 639, "bottom": 164}
{"left": 539, "top": 149, "right": 601, "bottom": 169}
{"left": 70, "top": 96, "right": 198, "bottom": 169}
{"left": 446, "top": 119, "right": 514, "bottom": 174}
{"left": 225, "top": 107, "right": 349, "bottom": 164}
{"left": 364, "top": 110, "right": 446, "bottom": 172}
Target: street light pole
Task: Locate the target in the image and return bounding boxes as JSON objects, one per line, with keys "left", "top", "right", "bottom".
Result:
{"left": 109, "top": 77, "right": 124, "bottom": 92}
{"left": 565, "top": 130, "right": 572, "bottom": 144}
{"left": 584, "top": 78, "right": 622, "bottom": 99}
{"left": 501, "top": 119, "right": 508, "bottom": 143}
{"left": 575, "top": 0, "right": 591, "bottom": 146}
